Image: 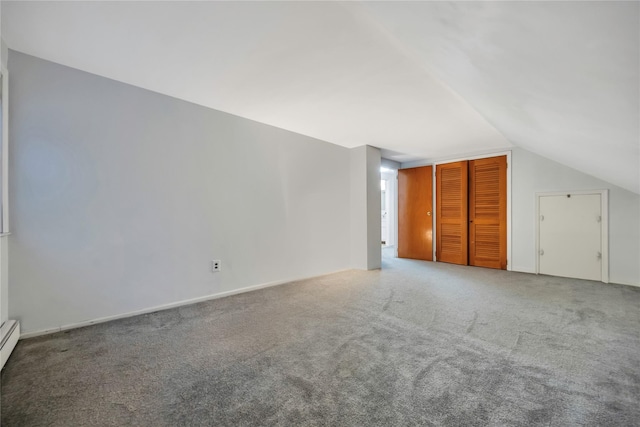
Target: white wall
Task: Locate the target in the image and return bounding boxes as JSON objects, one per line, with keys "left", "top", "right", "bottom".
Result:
{"left": 381, "top": 158, "right": 400, "bottom": 170}
{"left": 366, "top": 147, "right": 382, "bottom": 268}
{"left": 350, "top": 145, "right": 381, "bottom": 270}
{"left": 1, "top": 44, "right": 6, "bottom": 70}
{"left": 511, "top": 147, "right": 640, "bottom": 285}
{"left": 1, "top": 37, "right": 8, "bottom": 324}
{"left": 9, "top": 51, "right": 354, "bottom": 334}
{"left": 1, "top": 238, "right": 7, "bottom": 324}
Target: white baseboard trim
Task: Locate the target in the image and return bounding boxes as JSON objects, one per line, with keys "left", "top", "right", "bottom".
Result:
{"left": 1, "top": 320, "right": 20, "bottom": 369}
{"left": 610, "top": 280, "right": 640, "bottom": 288}
{"left": 511, "top": 266, "right": 537, "bottom": 274}
{"left": 510, "top": 266, "right": 639, "bottom": 288}
{"left": 20, "top": 269, "right": 351, "bottom": 340}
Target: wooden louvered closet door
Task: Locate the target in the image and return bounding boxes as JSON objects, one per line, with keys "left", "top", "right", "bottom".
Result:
{"left": 436, "top": 161, "right": 468, "bottom": 265}
{"left": 469, "top": 156, "right": 507, "bottom": 269}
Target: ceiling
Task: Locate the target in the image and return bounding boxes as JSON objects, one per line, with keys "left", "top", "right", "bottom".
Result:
{"left": 2, "top": 1, "right": 638, "bottom": 193}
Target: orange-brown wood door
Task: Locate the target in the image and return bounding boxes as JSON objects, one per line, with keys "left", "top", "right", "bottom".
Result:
{"left": 398, "top": 166, "right": 433, "bottom": 260}
{"left": 469, "top": 156, "right": 507, "bottom": 269}
{"left": 436, "top": 161, "right": 468, "bottom": 265}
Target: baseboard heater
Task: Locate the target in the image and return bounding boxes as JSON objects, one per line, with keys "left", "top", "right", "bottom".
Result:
{"left": 1, "top": 320, "right": 20, "bottom": 369}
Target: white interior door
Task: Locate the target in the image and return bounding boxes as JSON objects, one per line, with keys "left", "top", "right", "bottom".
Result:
{"left": 539, "top": 193, "right": 603, "bottom": 281}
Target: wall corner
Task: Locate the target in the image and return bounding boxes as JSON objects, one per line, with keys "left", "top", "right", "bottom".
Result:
{"left": 350, "top": 145, "right": 381, "bottom": 270}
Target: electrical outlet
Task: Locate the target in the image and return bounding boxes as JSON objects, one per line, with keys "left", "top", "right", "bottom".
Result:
{"left": 212, "top": 260, "right": 221, "bottom": 272}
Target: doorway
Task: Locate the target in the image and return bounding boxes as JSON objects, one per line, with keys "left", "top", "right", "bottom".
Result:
{"left": 380, "top": 169, "right": 397, "bottom": 257}
{"left": 537, "top": 191, "right": 608, "bottom": 282}
{"left": 435, "top": 155, "right": 507, "bottom": 270}
{"left": 397, "top": 166, "right": 433, "bottom": 260}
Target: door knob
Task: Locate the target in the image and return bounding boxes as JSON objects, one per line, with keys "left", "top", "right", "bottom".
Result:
{"left": 427, "top": 211, "right": 431, "bottom": 216}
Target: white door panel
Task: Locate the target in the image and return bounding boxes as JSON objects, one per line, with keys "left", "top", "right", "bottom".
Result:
{"left": 539, "top": 194, "right": 602, "bottom": 281}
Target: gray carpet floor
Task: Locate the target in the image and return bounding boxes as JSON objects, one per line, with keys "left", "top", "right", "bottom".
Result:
{"left": 2, "top": 253, "right": 640, "bottom": 426}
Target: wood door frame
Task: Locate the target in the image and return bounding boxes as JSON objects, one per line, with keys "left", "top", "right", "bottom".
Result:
{"left": 432, "top": 151, "right": 512, "bottom": 270}
{"left": 536, "top": 189, "right": 609, "bottom": 283}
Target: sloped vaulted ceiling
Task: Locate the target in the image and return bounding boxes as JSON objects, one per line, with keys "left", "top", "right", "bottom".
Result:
{"left": 2, "top": 1, "right": 639, "bottom": 193}
{"left": 360, "top": 1, "right": 639, "bottom": 194}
